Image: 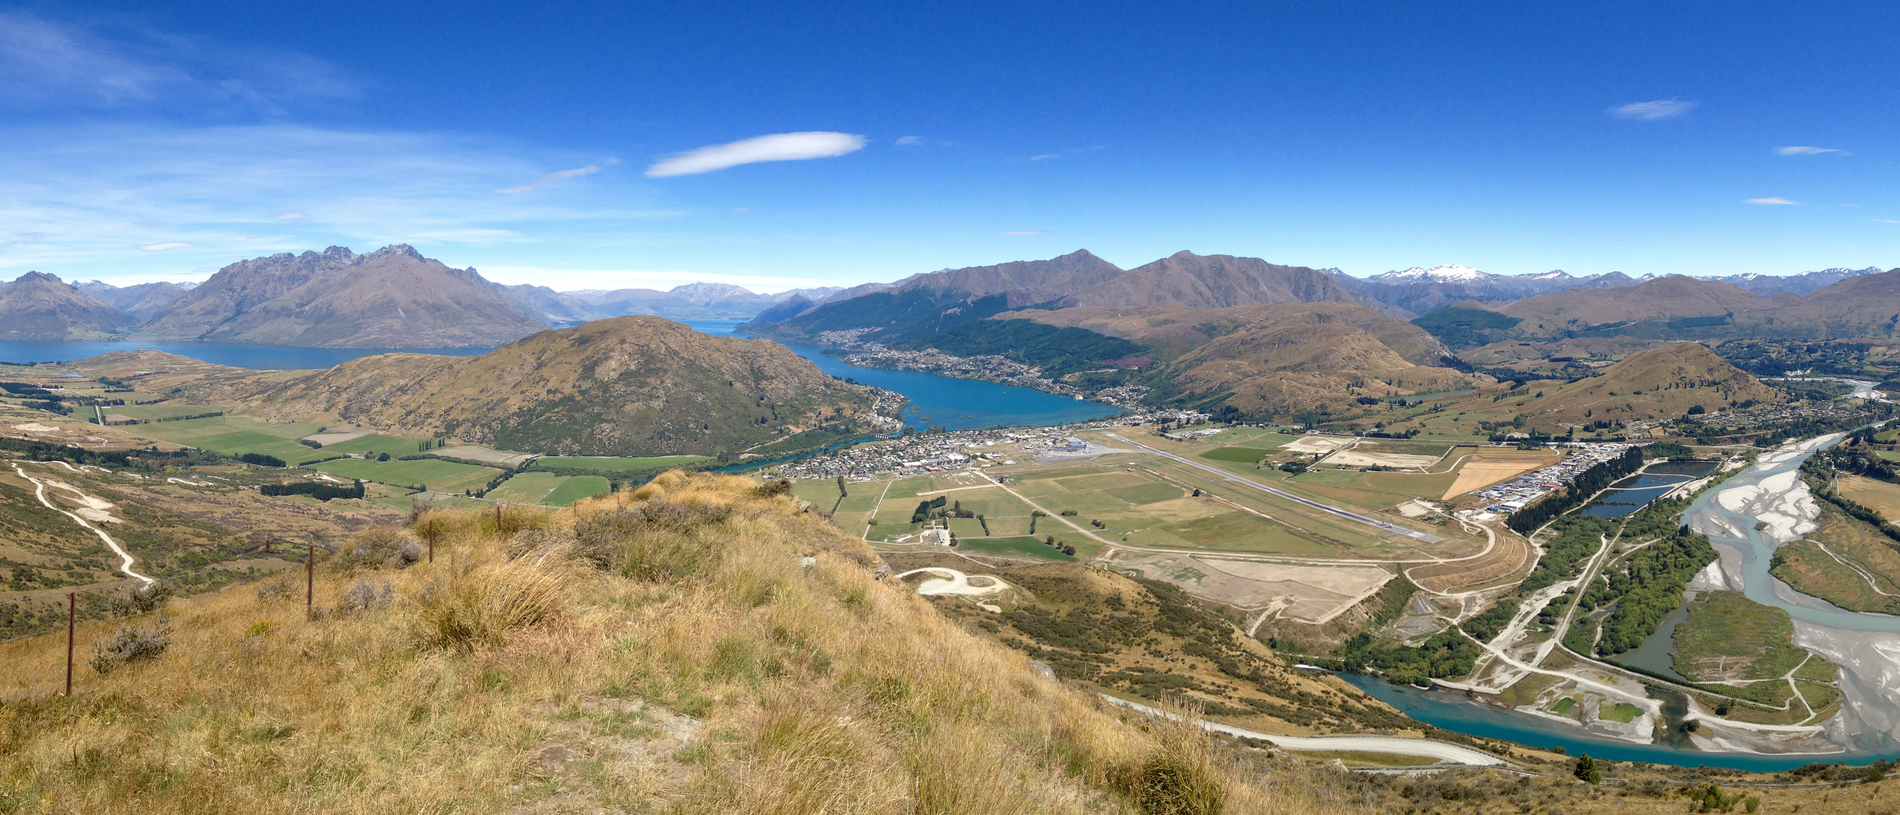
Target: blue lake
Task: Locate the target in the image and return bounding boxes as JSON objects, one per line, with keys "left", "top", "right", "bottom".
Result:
{"left": 3, "top": 321, "right": 1121, "bottom": 433}
{"left": 684, "top": 319, "right": 1124, "bottom": 432}
{"left": 1576, "top": 460, "right": 1715, "bottom": 519}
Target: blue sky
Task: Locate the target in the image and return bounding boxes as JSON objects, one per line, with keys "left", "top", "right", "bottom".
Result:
{"left": 2, "top": 1, "right": 1896, "bottom": 291}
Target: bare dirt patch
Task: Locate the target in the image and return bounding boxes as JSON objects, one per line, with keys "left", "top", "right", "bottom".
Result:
{"left": 1102, "top": 551, "right": 1390, "bottom": 624}
{"left": 1280, "top": 435, "right": 1355, "bottom": 455}
{"left": 1441, "top": 455, "right": 1553, "bottom": 499}
{"left": 1408, "top": 527, "right": 1534, "bottom": 594}
{"left": 433, "top": 445, "right": 539, "bottom": 467}
{"left": 302, "top": 425, "right": 375, "bottom": 445}
{"left": 1319, "top": 450, "right": 1439, "bottom": 469}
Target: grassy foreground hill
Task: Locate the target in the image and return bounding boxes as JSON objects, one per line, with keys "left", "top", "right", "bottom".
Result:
{"left": 168, "top": 316, "right": 879, "bottom": 456}
{"left": 0, "top": 472, "right": 1351, "bottom": 813}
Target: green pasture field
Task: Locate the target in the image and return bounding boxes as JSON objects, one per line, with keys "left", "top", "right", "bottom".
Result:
{"left": 128, "top": 415, "right": 325, "bottom": 444}
{"left": 100, "top": 403, "right": 224, "bottom": 421}
{"left": 159, "top": 429, "right": 333, "bottom": 465}
{"left": 318, "top": 433, "right": 426, "bottom": 458}
{"left": 311, "top": 457, "right": 501, "bottom": 494}
{"left": 485, "top": 472, "right": 611, "bottom": 506}
{"left": 1672, "top": 590, "right": 1812, "bottom": 683}
{"left": 837, "top": 493, "right": 882, "bottom": 513}
{"left": 533, "top": 455, "right": 713, "bottom": 471}
{"left": 1200, "top": 447, "right": 1270, "bottom": 463}
{"left": 953, "top": 536, "right": 1076, "bottom": 562}
{"left": 883, "top": 476, "right": 936, "bottom": 499}
{"left": 791, "top": 480, "right": 847, "bottom": 508}
{"left": 1201, "top": 429, "right": 1302, "bottom": 449}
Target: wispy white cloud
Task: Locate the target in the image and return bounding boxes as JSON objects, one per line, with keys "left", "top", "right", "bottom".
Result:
{"left": 1744, "top": 197, "right": 1803, "bottom": 205}
{"left": 0, "top": 123, "right": 674, "bottom": 280}
{"left": 1610, "top": 99, "right": 1697, "bottom": 120}
{"left": 1878, "top": 219, "right": 1900, "bottom": 225}
{"left": 994, "top": 231, "right": 1049, "bottom": 236}
{"left": 478, "top": 265, "right": 829, "bottom": 293}
{"left": 1775, "top": 145, "right": 1847, "bottom": 156}
{"left": 895, "top": 135, "right": 923, "bottom": 146}
{"left": 1028, "top": 154, "right": 1059, "bottom": 161}
{"left": 0, "top": 11, "right": 356, "bottom": 113}
{"left": 494, "top": 162, "right": 609, "bottom": 194}
{"left": 138, "top": 242, "right": 191, "bottom": 252}
{"left": 646, "top": 132, "right": 865, "bottom": 177}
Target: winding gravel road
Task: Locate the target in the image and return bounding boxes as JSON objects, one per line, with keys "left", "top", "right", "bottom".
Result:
{"left": 1102, "top": 696, "right": 1504, "bottom": 766}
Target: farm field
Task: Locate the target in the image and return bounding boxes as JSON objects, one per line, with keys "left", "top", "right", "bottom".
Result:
{"left": 1837, "top": 474, "right": 1900, "bottom": 522}
{"left": 1768, "top": 503, "right": 1900, "bottom": 614}
{"left": 310, "top": 457, "right": 501, "bottom": 494}
{"left": 99, "top": 403, "right": 223, "bottom": 422}
{"left": 533, "top": 455, "right": 713, "bottom": 471}
{"left": 1438, "top": 450, "right": 1563, "bottom": 498}
{"left": 318, "top": 433, "right": 427, "bottom": 458}
{"left": 486, "top": 472, "right": 611, "bottom": 506}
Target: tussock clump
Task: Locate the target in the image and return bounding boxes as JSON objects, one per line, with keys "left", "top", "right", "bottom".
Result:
{"left": 1115, "top": 711, "right": 1227, "bottom": 815}
{"left": 574, "top": 497, "right": 736, "bottom": 580}
{"left": 417, "top": 546, "right": 578, "bottom": 652}
{"left": 337, "top": 528, "right": 426, "bottom": 570}
{"left": 338, "top": 580, "right": 394, "bottom": 613}
{"left": 108, "top": 581, "right": 174, "bottom": 617}
{"left": 89, "top": 620, "right": 174, "bottom": 674}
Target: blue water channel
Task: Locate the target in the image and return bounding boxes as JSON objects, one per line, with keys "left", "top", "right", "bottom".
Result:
{"left": 684, "top": 319, "right": 1124, "bottom": 432}
{"left": 2, "top": 321, "right": 1122, "bottom": 434}
{"left": 1576, "top": 460, "right": 1716, "bottom": 519}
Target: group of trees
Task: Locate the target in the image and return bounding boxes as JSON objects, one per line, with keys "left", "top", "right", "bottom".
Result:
{"left": 1333, "top": 629, "right": 1481, "bottom": 686}
{"left": 261, "top": 479, "right": 367, "bottom": 501}
{"left": 1576, "top": 523, "right": 1715, "bottom": 655}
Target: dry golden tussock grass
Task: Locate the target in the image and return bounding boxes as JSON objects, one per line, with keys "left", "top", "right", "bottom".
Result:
{"left": 0, "top": 470, "right": 1360, "bottom": 814}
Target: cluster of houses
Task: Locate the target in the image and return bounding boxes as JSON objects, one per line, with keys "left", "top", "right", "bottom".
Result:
{"left": 1474, "top": 441, "right": 1642, "bottom": 513}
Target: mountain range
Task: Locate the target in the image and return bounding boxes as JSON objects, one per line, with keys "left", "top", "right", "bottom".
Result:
{"left": 0, "top": 247, "right": 827, "bottom": 347}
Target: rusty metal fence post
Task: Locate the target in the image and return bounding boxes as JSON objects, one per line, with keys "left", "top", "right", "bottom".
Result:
{"left": 65, "top": 592, "right": 75, "bottom": 697}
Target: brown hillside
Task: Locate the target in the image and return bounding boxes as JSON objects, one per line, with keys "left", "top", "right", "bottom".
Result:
{"left": 1498, "top": 275, "right": 1771, "bottom": 335}
{"left": 0, "top": 472, "right": 1362, "bottom": 813}
{"left": 1731, "top": 267, "right": 1900, "bottom": 339}
{"left": 1434, "top": 342, "right": 1783, "bottom": 430}
{"left": 169, "top": 316, "right": 875, "bottom": 456}
{"left": 1005, "top": 302, "right": 1471, "bottom": 417}
{"left": 1061, "top": 251, "right": 1400, "bottom": 317}
{"left": 892, "top": 249, "right": 1127, "bottom": 306}
{"left": 1002, "top": 302, "right": 1447, "bottom": 364}
{"left": 0, "top": 272, "right": 138, "bottom": 340}
{"left": 139, "top": 245, "right": 546, "bottom": 348}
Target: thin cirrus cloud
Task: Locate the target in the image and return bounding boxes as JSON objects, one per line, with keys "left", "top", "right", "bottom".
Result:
{"left": 0, "top": 11, "right": 355, "bottom": 111}
{"left": 1877, "top": 219, "right": 1900, "bottom": 225}
{"left": 138, "top": 242, "right": 191, "bottom": 252}
{"left": 895, "top": 135, "right": 924, "bottom": 146}
{"left": 994, "top": 231, "right": 1049, "bottom": 236}
{"left": 274, "top": 211, "right": 308, "bottom": 220}
{"left": 494, "top": 162, "right": 609, "bottom": 194}
{"left": 1744, "top": 197, "right": 1803, "bottom": 205}
{"left": 1610, "top": 99, "right": 1697, "bottom": 120}
{"left": 646, "top": 132, "right": 865, "bottom": 177}
{"left": 1775, "top": 146, "right": 1847, "bottom": 156}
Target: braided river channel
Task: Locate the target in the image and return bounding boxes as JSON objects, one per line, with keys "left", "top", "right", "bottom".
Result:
{"left": 1352, "top": 432, "right": 1900, "bottom": 770}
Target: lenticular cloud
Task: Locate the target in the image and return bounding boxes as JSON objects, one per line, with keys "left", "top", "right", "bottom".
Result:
{"left": 646, "top": 132, "right": 865, "bottom": 177}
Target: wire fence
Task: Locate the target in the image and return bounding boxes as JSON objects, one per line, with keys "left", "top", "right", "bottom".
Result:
{"left": 0, "top": 542, "right": 338, "bottom": 705}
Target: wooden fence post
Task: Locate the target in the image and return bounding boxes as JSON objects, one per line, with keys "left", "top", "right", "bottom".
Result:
{"left": 65, "top": 592, "right": 75, "bottom": 697}
{"left": 428, "top": 520, "right": 435, "bottom": 563}
{"left": 306, "top": 543, "right": 315, "bottom": 615}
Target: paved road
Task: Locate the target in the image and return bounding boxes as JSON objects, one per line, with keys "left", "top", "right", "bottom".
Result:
{"left": 1105, "top": 433, "right": 1443, "bottom": 544}
{"left": 1102, "top": 695, "right": 1504, "bottom": 766}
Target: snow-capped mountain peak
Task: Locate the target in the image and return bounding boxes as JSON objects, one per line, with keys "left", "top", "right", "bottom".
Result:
{"left": 1373, "top": 264, "right": 1492, "bottom": 282}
